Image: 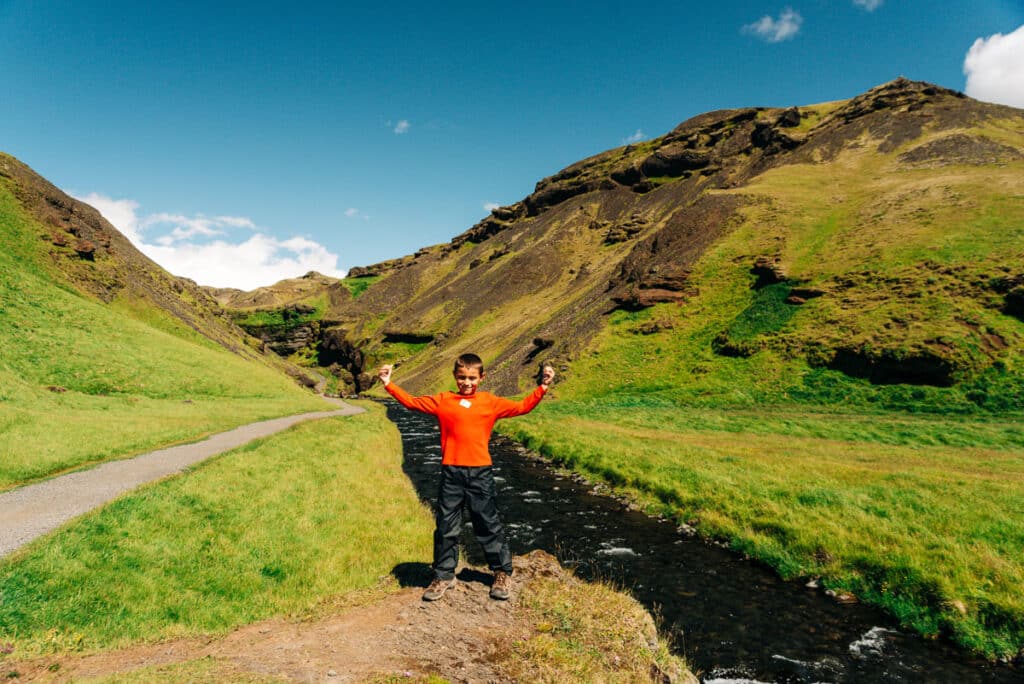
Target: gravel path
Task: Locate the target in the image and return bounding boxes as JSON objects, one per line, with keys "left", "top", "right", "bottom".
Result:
{"left": 0, "top": 400, "right": 364, "bottom": 559}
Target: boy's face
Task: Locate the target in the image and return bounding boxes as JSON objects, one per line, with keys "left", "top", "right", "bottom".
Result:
{"left": 453, "top": 366, "right": 484, "bottom": 396}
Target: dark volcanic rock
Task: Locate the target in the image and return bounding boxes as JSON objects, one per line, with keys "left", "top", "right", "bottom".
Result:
{"left": 382, "top": 331, "right": 435, "bottom": 344}
{"left": 640, "top": 146, "right": 710, "bottom": 177}
{"left": 346, "top": 256, "right": 414, "bottom": 278}
{"left": 750, "top": 122, "right": 801, "bottom": 154}
{"left": 345, "top": 265, "right": 380, "bottom": 278}
{"left": 898, "top": 134, "right": 1024, "bottom": 167}
{"left": 246, "top": 321, "right": 321, "bottom": 356}
{"left": 319, "top": 328, "right": 369, "bottom": 392}
{"left": 604, "top": 219, "right": 646, "bottom": 245}
{"left": 1004, "top": 287, "right": 1024, "bottom": 321}
{"left": 74, "top": 239, "right": 97, "bottom": 260}
{"left": 489, "top": 204, "right": 525, "bottom": 222}
{"left": 789, "top": 287, "right": 826, "bottom": 300}
{"left": 751, "top": 257, "right": 787, "bottom": 287}
{"left": 777, "top": 107, "right": 802, "bottom": 127}
{"left": 525, "top": 179, "right": 595, "bottom": 216}
{"left": 827, "top": 346, "right": 958, "bottom": 386}
{"left": 610, "top": 165, "right": 644, "bottom": 186}
{"left": 455, "top": 217, "right": 510, "bottom": 245}
{"left": 612, "top": 288, "right": 689, "bottom": 310}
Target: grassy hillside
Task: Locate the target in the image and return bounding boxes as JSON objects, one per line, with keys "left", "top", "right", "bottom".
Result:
{"left": 560, "top": 125, "right": 1024, "bottom": 412}
{"left": 0, "top": 159, "right": 330, "bottom": 490}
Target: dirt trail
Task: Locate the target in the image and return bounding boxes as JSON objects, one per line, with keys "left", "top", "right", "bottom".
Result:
{"left": 0, "top": 399, "right": 364, "bottom": 558}
{"left": 8, "top": 552, "right": 570, "bottom": 684}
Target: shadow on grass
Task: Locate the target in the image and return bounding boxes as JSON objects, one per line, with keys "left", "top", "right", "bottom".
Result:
{"left": 391, "top": 562, "right": 432, "bottom": 588}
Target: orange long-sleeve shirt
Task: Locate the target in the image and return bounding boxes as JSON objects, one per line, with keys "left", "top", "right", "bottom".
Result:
{"left": 385, "top": 382, "right": 547, "bottom": 466}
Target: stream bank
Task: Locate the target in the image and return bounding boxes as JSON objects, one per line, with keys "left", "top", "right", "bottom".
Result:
{"left": 386, "top": 402, "right": 1022, "bottom": 683}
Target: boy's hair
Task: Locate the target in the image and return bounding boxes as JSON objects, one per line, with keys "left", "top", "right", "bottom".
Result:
{"left": 454, "top": 353, "right": 485, "bottom": 374}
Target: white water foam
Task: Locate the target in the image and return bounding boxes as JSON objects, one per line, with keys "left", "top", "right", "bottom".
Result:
{"left": 848, "top": 626, "right": 897, "bottom": 659}
{"left": 703, "top": 666, "right": 774, "bottom": 684}
{"left": 597, "top": 546, "right": 638, "bottom": 557}
{"left": 770, "top": 653, "right": 842, "bottom": 681}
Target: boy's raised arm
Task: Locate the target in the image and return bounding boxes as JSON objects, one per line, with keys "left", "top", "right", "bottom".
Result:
{"left": 378, "top": 364, "right": 441, "bottom": 414}
{"left": 494, "top": 365, "right": 555, "bottom": 418}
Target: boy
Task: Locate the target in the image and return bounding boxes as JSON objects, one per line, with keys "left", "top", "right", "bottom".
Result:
{"left": 378, "top": 354, "right": 554, "bottom": 601}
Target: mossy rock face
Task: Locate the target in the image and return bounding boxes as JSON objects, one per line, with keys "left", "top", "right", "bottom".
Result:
{"left": 243, "top": 321, "right": 322, "bottom": 356}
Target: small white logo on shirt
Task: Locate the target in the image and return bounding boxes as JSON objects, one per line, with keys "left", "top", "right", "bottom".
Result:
{"left": 459, "top": 399, "right": 472, "bottom": 409}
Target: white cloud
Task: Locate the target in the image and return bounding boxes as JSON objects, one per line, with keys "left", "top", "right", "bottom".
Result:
{"left": 393, "top": 119, "right": 410, "bottom": 134}
{"left": 214, "top": 216, "right": 258, "bottom": 228}
{"left": 344, "top": 207, "right": 370, "bottom": 221}
{"left": 743, "top": 8, "right": 803, "bottom": 43}
{"left": 964, "top": 24, "right": 1024, "bottom": 108}
{"left": 853, "top": 0, "right": 882, "bottom": 11}
{"left": 483, "top": 202, "right": 501, "bottom": 212}
{"left": 623, "top": 129, "right": 646, "bottom": 144}
{"left": 69, "top": 191, "right": 346, "bottom": 290}
{"left": 144, "top": 213, "right": 227, "bottom": 241}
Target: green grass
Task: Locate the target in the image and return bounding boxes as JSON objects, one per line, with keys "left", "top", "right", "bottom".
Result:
{"left": 713, "top": 283, "right": 797, "bottom": 356}
{"left": 502, "top": 399, "right": 1024, "bottom": 659}
{"left": 341, "top": 275, "right": 381, "bottom": 298}
{"left": 75, "top": 658, "right": 285, "bottom": 683}
{"left": 376, "top": 340, "right": 432, "bottom": 363}
{"left": 233, "top": 293, "right": 328, "bottom": 328}
{"left": 0, "top": 393, "right": 330, "bottom": 491}
{"left": 0, "top": 405, "right": 434, "bottom": 655}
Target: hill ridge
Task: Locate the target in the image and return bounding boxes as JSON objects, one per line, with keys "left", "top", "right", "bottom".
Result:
{"left": 234, "top": 78, "right": 1022, "bottom": 404}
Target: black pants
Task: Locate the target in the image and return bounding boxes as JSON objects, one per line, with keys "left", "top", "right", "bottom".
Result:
{"left": 432, "top": 465, "right": 512, "bottom": 580}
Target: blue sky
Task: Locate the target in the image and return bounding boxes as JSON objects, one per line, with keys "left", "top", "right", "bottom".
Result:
{"left": 2, "top": 0, "right": 1022, "bottom": 289}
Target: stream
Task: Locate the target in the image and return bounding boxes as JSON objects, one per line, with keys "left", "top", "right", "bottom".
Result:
{"left": 385, "top": 403, "right": 1022, "bottom": 683}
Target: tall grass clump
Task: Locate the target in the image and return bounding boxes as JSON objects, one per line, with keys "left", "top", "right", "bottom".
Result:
{"left": 495, "top": 562, "right": 690, "bottom": 683}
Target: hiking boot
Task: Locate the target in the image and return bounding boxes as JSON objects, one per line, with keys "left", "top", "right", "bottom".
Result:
{"left": 490, "top": 571, "right": 512, "bottom": 600}
{"left": 422, "top": 577, "right": 456, "bottom": 601}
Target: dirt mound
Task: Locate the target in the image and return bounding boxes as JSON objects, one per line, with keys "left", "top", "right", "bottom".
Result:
{"left": 7, "top": 551, "right": 690, "bottom": 683}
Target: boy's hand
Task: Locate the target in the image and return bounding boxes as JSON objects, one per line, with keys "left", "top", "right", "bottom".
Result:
{"left": 540, "top": 365, "right": 555, "bottom": 387}
{"left": 378, "top": 364, "right": 394, "bottom": 386}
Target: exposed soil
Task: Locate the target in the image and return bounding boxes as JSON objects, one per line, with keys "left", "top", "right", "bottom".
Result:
{"left": 6, "top": 552, "right": 571, "bottom": 684}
